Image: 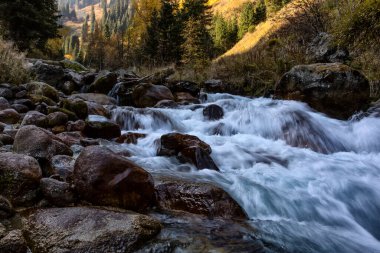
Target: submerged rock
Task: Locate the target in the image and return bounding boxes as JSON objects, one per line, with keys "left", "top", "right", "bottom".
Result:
{"left": 23, "top": 207, "right": 161, "bottom": 253}
{"left": 73, "top": 146, "right": 155, "bottom": 211}
{"left": 275, "top": 63, "right": 370, "bottom": 119}
{"left": 203, "top": 104, "right": 224, "bottom": 121}
{"left": 158, "top": 133, "right": 219, "bottom": 171}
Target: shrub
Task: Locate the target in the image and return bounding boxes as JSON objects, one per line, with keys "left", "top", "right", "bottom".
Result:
{"left": 0, "top": 38, "right": 30, "bottom": 85}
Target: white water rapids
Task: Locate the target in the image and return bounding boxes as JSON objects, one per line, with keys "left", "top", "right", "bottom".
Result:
{"left": 108, "top": 93, "right": 380, "bottom": 253}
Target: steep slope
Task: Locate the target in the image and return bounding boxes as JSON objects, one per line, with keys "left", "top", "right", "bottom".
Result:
{"left": 218, "top": 0, "right": 309, "bottom": 59}
{"left": 209, "top": 0, "right": 254, "bottom": 17}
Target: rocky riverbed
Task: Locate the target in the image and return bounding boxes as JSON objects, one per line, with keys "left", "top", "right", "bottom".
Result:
{"left": 0, "top": 59, "right": 379, "bottom": 253}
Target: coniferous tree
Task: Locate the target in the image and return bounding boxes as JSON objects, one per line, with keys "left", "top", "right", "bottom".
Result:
{"left": 90, "top": 5, "right": 96, "bottom": 34}
{"left": 0, "top": 0, "right": 60, "bottom": 50}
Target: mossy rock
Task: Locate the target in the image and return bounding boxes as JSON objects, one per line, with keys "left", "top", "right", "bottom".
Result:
{"left": 60, "top": 59, "right": 88, "bottom": 72}
{"left": 47, "top": 107, "right": 78, "bottom": 121}
{"left": 26, "top": 82, "right": 59, "bottom": 102}
{"left": 61, "top": 98, "right": 88, "bottom": 120}
{"left": 29, "top": 95, "right": 56, "bottom": 106}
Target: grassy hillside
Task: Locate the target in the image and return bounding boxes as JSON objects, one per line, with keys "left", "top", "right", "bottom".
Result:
{"left": 209, "top": 0, "right": 254, "bottom": 16}
{"left": 210, "top": 0, "right": 380, "bottom": 97}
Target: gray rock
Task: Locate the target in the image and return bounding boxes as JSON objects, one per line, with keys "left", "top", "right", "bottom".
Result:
{"left": 0, "top": 196, "right": 15, "bottom": 219}
{"left": 0, "top": 109, "right": 20, "bottom": 124}
{"left": 307, "top": 32, "right": 349, "bottom": 63}
{"left": 40, "top": 178, "right": 75, "bottom": 206}
{"left": 24, "top": 207, "right": 161, "bottom": 253}
{"left": 0, "top": 152, "right": 42, "bottom": 206}
{"left": 21, "top": 111, "right": 48, "bottom": 128}
{"left": 13, "top": 125, "right": 73, "bottom": 161}
{"left": 0, "top": 97, "right": 10, "bottom": 110}
{"left": 0, "top": 230, "right": 27, "bottom": 253}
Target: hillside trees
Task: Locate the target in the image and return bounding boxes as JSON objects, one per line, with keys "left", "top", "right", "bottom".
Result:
{"left": 0, "top": 0, "right": 60, "bottom": 51}
{"left": 238, "top": 1, "right": 267, "bottom": 39}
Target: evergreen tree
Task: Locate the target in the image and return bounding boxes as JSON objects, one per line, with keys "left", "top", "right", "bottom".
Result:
{"left": 0, "top": 0, "right": 61, "bottom": 50}
{"left": 238, "top": 1, "right": 267, "bottom": 39}
{"left": 182, "top": 17, "right": 210, "bottom": 69}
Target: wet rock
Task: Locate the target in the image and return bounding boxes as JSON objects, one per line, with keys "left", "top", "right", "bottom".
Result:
{"left": 275, "top": 63, "right": 371, "bottom": 119}
{"left": 24, "top": 207, "right": 161, "bottom": 253}
{"left": 47, "top": 112, "right": 68, "bottom": 127}
{"left": 0, "top": 109, "right": 21, "bottom": 124}
{"left": 88, "top": 71, "right": 118, "bottom": 94}
{"left": 155, "top": 177, "right": 247, "bottom": 219}
{"left": 20, "top": 111, "right": 48, "bottom": 128}
{"left": 116, "top": 132, "right": 147, "bottom": 144}
{"left": 0, "top": 230, "right": 27, "bottom": 253}
{"left": 30, "top": 61, "right": 65, "bottom": 87}
{"left": 158, "top": 133, "right": 219, "bottom": 171}
{"left": 174, "top": 92, "right": 200, "bottom": 104}
{"left": 0, "top": 152, "right": 42, "bottom": 206}
{"left": 80, "top": 138, "right": 100, "bottom": 147}
{"left": 86, "top": 101, "right": 110, "bottom": 117}
{"left": 166, "top": 81, "right": 200, "bottom": 97}
{"left": 66, "top": 119, "right": 86, "bottom": 132}
{"left": 61, "top": 98, "right": 88, "bottom": 120}
{"left": 0, "top": 97, "right": 10, "bottom": 110}
{"left": 73, "top": 146, "right": 155, "bottom": 211}
{"left": 40, "top": 178, "right": 75, "bottom": 206}
{"left": 13, "top": 125, "right": 73, "bottom": 161}
{"left": 0, "top": 196, "right": 15, "bottom": 219}
{"left": 154, "top": 100, "right": 179, "bottom": 108}
{"left": 49, "top": 155, "right": 74, "bottom": 181}
{"left": 133, "top": 84, "right": 175, "bottom": 108}
{"left": 56, "top": 131, "right": 82, "bottom": 146}
{"left": 26, "top": 81, "right": 59, "bottom": 102}
{"left": 203, "top": 104, "right": 224, "bottom": 121}
{"left": 0, "top": 134, "right": 13, "bottom": 145}
{"left": 83, "top": 117, "right": 121, "bottom": 140}
{"left": 70, "top": 93, "right": 117, "bottom": 105}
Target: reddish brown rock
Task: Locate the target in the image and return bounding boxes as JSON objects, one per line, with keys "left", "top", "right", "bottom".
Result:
{"left": 73, "top": 146, "right": 155, "bottom": 211}
{"left": 116, "top": 132, "right": 147, "bottom": 144}
{"left": 155, "top": 177, "right": 246, "bottom": 219}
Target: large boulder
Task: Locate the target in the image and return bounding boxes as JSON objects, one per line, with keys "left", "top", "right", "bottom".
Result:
{"left": 83, "top": 116, "right": 121, "bottom": 139}
{"left": 30, "top": 61, "right": 65, "bottom": 87}
{"left": 73, "top": 146, "right": 155, "bottom": 211}
{"left": 23, "top": 207, "right": 161, "bottom": 253}
{"left": 0, "top": 109, "right": 21, "bottom": 124}
{"left": 25, "top": 82, "right": 59, "bottom": 102}
{"left": 165, "top": 81, "right": 200, "bottom": 97}
{"left": 275, "top": 63, "right": 371, "bottom": 119}
{"left": 70, "top": 93, "right": 117, "bottom": 105}
{"left": 133, "top": 84, "right": 174, "bottom": 108}
{"left": 0, "top": 152, "right": 42, "bottom": 206}
{"left": 155, "top": 177, "right": 246, "bottom": 219}
{"left": 13, "top": 125, "right": 73, "bottom": 161}
{"left": 0, "top": 196, "right": 15, "bottom": 219}
{"left": 158, "top": 133, "right": 219, "bottom": 171}
{"left": 88, "top": 71, "right": 118, "bottom": 94}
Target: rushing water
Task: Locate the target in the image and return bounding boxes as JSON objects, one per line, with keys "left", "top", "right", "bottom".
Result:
{"left": 109, "top": 93, "right": 380, "bottom": 253}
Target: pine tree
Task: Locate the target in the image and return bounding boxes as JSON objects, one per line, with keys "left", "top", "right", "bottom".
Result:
{"left": 182, "top": 17, "right": 210, "bottom": 70}
{"left": 0, "top": 0, "right": 61, "bottom": 50}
